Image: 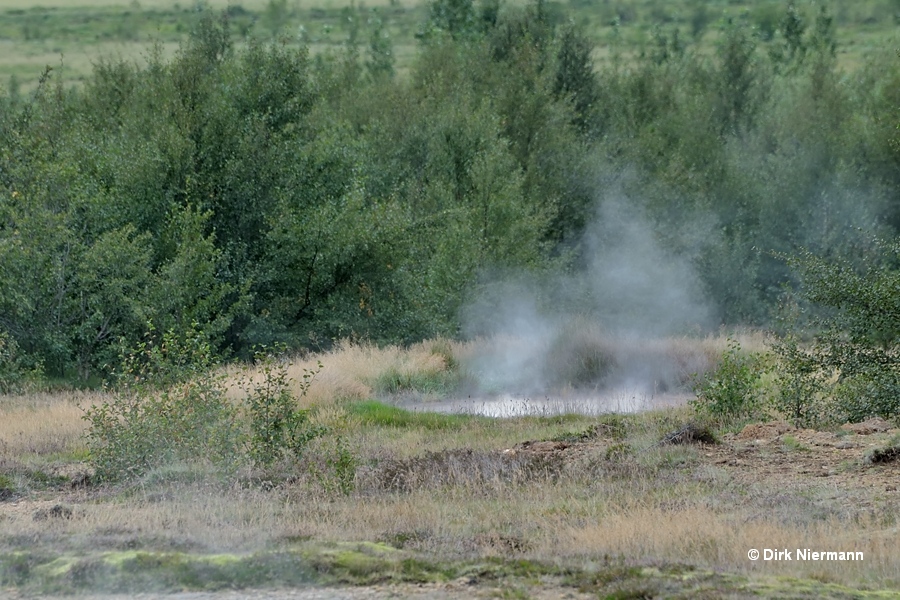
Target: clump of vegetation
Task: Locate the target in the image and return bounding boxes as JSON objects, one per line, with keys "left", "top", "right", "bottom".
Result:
{"left": 84, "top": 327, "right": 331, "bottom": 481}
{"left": 319, "top": 436, "right": 358, "bottom": 496}
{"left": 769, "top": 331, "right": 828, "bottom": 428}
{"left": 780, "top": 434, "right": 809, "bottom": 452}
{"left": 659, "top": 423, "right": 717, "bottom": 446}
{"left": 770, "top": 240, "right": 900, "bottom": 427}
{"left": 372, "top": 340, "right": 465, "bottom": 395}
{"left": 241, "top": 348, "right": 326, "bottom": 469}
{"left": 552, "top": 413, "right": 633, "bottom": 443}
{"left": 0, "top": 474, "right": 15, "bottom": 501}
{"left": 864, "top": 434, "right": 900, "bottom": 464}
{"left": 604, "top": 442, "right": 632, "bottom": 460}
{"left": 83, "top": 325, "right": 241, "bottom": 481}
{"left": 691, "top": 339, "right": 766, "bottom": 426}
{"left": 373, "top": 367, "right": 455, "bottom": 395}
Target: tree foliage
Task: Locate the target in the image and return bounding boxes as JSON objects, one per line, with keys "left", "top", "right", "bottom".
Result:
{"left": 0, "top": 3, "right": 897, "bottom": 387}
{"left": 773, "top": 240, "right": 900, "bottom": 424}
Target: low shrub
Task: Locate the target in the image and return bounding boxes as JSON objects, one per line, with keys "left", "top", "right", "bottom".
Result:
{"left": 769, "top": 331, "right": 827, "bottom": 428}
{"left": 691, "top": 338, "right": 766, "bottom": 425}
{"left": 241, "top": 349, "right": 326, "bottom": 469}
{"left": 84, "top": 327, "right": 337, "bottom": 482}
{"left": 83, "top": 326, "right": 241, "bottom": 481}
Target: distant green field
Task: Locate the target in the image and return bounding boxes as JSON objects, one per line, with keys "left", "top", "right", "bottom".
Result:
{"left": 0, "top": 0, "right": 897, "bottom": 90}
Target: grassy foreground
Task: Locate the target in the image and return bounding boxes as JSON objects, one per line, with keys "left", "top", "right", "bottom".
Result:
{"left": 1, "top": 335, "right": 899, "bottom": 598}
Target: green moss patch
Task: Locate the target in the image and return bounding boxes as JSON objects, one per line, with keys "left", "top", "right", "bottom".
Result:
{"left": 0, "top": 549, "right": 315, "bottom": 594}
{"left": 0, "top": 546, "right": 894, "bottom": 598}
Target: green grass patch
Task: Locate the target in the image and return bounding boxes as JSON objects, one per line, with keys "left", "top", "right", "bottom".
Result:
{"left": 42, "top": 447, "right": 91, "bottom": 463}
{"left": 347, "top": 400, "right": 481, "bottom": 430}
{"left": 781, "top": 435, "right": 811, "bottom": 452}
{"left": 24, "top": 469, "right": 70, "bottom": 489}
{"left": 550, "top": 413, "right": 633, "bottom": 443}
{"left": 0, "top": 474, "right": 15, "bottom": 501}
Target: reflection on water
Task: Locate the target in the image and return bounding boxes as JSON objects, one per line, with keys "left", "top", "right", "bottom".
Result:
{"left": 398, "top": 389, "right": 693, "bottom": 418}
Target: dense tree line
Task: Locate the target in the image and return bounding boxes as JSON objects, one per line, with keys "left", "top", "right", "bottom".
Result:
{"left": 0, "top": 2, "right": 898, "bottom": 383}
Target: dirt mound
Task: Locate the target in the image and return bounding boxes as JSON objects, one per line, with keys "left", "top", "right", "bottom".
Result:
{"left": 33, "top": 504, "right": 73, "bottom": 521}
{"left": 737, "top": 421, "right": 794, "bottom": 441}
{"left": 841, "top": 417, "right": 894, "bottom": 435}
{"left": 660, "top": 423, "right": 717, "bottom": 445}
{"left": 867, "top": 445, "right": 900, "bottom": 464}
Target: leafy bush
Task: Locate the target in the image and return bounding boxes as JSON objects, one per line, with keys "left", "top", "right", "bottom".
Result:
{"left": 85, "top": 329, "right": 333, "bottom": 481}
{"left": 769, "top": 331, "right": 827, "bottom": 428}
{"left": 84, "top": 325, "right": 240, "bottom": 481}
{"left": 691, "top": 339, "right": 765, "bottom": 425}
{"left": 241, "top": 348, "right": 326, "bottom": 469}
{"left": 771, "top": 240, "right": 900, "bottom": 425}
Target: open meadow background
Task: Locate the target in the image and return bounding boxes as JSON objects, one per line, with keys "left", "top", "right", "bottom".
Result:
{"left": 1, "top": 0, "right": 898, "bottom": 90}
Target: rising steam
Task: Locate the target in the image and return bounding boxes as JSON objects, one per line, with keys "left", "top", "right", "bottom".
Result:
{"left": 461, "top": 195, "right": 716, "bottom": 399}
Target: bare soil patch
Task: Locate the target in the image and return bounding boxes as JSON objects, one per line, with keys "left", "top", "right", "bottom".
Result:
{"left": 710, "top": 423, "right": 900, "bottom": 495}
{"left": 498, "top": 419, "right": 900, "bottom": 491}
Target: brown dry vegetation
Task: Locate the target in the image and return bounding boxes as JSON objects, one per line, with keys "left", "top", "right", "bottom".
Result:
{"left": 1, "top": 336, "right": 899, "bottom": 597}
{"left": 0, "top": 391, "right": 96, "bottom": 458}
{"left": 260, "top": 339, "right": 465, "bottom": 406}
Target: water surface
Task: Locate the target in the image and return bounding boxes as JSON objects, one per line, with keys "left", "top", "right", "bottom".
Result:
{"left": 398, "top": 389, "right": 693, "bottom": 418}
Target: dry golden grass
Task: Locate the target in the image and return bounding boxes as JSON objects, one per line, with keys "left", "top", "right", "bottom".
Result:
{"left": 556, "top": 507, "right": 899, "bottom": 582}
{"left": 226, "top": 338, "right": 469, "bottom": 407}
{"left": 0, "top": 390, "right": 101, "bottom": 459}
